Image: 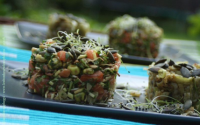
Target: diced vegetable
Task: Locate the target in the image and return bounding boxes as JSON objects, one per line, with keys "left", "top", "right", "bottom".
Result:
{"left": 59, "top": 69, "right": 71, "bottom": 78}
{"left": 29, "top": 60, "right": 34, "bottom": 70}
{"left": 86, "top": 50, "right": 97, "bottom": 60}
{"left": 57, "top": 51, "right": 66, "bottom": 62}
{"left": 67, "top": 65, "right": 80, "bottom": 75}
{"left": 28, "top": 31, "right": 121, "bottom": 104}
{"left": 80, "top": 71, "right": 104, "bottom": 83}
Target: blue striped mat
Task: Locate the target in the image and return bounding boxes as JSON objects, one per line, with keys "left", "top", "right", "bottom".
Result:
{"left": 0, "top": 106, "right": 151, "bottom": 125}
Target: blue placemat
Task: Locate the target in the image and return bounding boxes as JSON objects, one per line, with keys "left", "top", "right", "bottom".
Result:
{"left": 0, "top": 106, "right": 152, "bottom": 125}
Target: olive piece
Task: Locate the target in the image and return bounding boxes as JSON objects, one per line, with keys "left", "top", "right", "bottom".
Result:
{"left": 47, "top": 47, "right": 56, "bottom": 53}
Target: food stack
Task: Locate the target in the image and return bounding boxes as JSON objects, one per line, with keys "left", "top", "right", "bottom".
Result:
{"left": 47, "top": 13, "right": 90, "bottom": 38}
{"left": 147, "top": 59, "right": 200, "bottom": 110}
{"left": 107, "top": 15, "right": 163, "bottom": 58}
{"left": 28, "top": 31, "right": 121, "bottom": 104}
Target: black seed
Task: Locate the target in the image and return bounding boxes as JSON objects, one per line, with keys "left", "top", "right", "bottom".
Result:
{"left": 47, "top": 47, "right": 56, "bottom": 53}
{"left": 148, "top": 67, "right": 161, "bottom": 73}
{"left": 174, "top": 64, "right": 182, "bottom": 69}
{"left": 168, "top": 59, "right": 175, "bottom": 66}
{"left": 80, "top": 37, "right": 90, "bottom": 42}
{"left": 155, "top": 63, "right": 165, "bottom": 68}
{"left": 186, "top": 64, "right": 194, "bottom": 70}
{"left": 163, "top": 63, "right": 169, "bottom": 69}
{"left": 155, "top": 63, "right": 169, "bottom": 69}
{"left": 81, "top": 49, "right": 84, "bottom": 52}
{"left": 178, "top": 63, "right": 187, "bottom": 67}
{"left": 180, "top": 67, "right": 191, "bottom": 78}
{"left": 51, "top": 45, "right": 62, "bottom": 51}
{"left": 186, "top": 65, "right": 193, "bottom": 70}
{"left": 155, "top": 59, "right": 167, "bottom": 65}
{"left": 73, "top": 32, "right": 79, "bottom": 37}
{"left": 192, "top": 69, "right": 200, "bottom": 76}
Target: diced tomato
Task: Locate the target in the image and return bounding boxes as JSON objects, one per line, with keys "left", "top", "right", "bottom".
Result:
{"left": 80, "top": 71, "right": 104, "bottom": 83}
{"left": 29, "top": 73, "right": 49, "bottom": 94}
{"left": 150, "top": 42, "right": 156, "bottom": 51}
{"left": 121, "top": 31, "right": 131, "bottom": 43}
{"left": 57, "top": 51, "right": 66, "bottom": 62}
{"left": 59, "top": 69, "right": 71, "bottom": 78}
{"left": 29, "top": 73, "right": 37, "bottom": 89}
{"left": 112, "top": 53, "right": 121, "bottom": 69}
{"left": 29, "top": 60, "right": 34, "bottom": 70}
{"left": 92, "top": 84, "right": 109, "bottom": 101}
{"left": 86, "top": 50, "right": 97, "bottom": 60}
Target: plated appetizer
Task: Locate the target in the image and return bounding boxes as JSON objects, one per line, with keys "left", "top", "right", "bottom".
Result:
{"left": 47, "top": 13, "right": 90, "bottom": 38}
{"left": 28, "top": 31, "right": 121, "bottom": 104}
{"left": 147, "top": 59, "right": 200, "bottom": 116}
{"left": 107, "top": 15, "right": 163, "bottom": 58}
